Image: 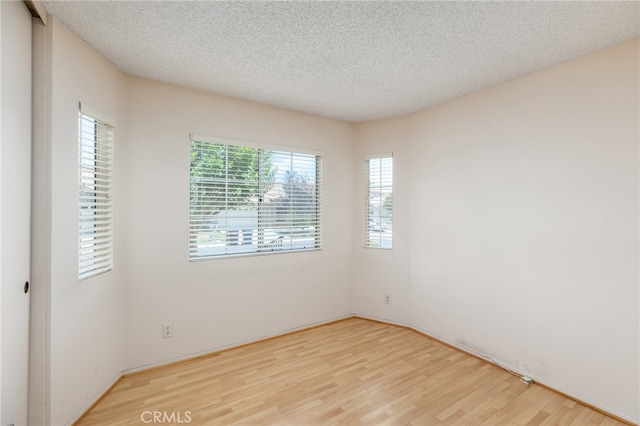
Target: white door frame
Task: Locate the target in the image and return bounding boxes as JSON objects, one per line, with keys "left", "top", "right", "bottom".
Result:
{"left": 0, "top": 1, "right": 33, "bottom": 425}
{"left": 28, "top": 5, "right": 51, "bottom": 426}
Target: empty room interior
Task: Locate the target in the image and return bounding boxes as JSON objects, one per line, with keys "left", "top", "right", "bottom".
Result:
{"left": 1, "top": 1, "right": 639, "bottom": 425}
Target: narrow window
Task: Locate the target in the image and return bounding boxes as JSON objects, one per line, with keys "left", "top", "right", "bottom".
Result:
{"left": 365, "top": 155, "right": 393, "bottom": 249}
{"left": 78, "top": 104, "right": 114, "bottom": 279}
{"left": 189, "top": 136, "right": 322, "bottom": 259}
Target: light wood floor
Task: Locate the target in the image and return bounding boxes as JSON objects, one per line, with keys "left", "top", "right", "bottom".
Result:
{"left": 78, "top": 318, "right": 627, "bottom": 425}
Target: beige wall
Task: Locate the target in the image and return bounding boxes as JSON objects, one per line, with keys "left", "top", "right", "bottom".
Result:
{"left": 47, "top": 18, "right": 127, "bottom": 425}
{"left": 352, "top": 116, "right": 412, "bottom": 323}
{"left": 353, "top": 39, "right": 639, "bottom": 422}
{"left": 120, "top": 76, "right": 354, "bottom": 371}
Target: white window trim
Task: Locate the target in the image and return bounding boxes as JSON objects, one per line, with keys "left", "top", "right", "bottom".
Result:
{"left": 190, "top": 133, "right": 322, "bottom": 158}
{"left": 78, "top": 103, "right": 114, "bottom": 280}
{"left": 364, "top": 153, "right": 393, "bottom": 250}
{"left": 189, "top": 135, "right": 323, "bottom": 260}
{"left": 80, "top": 102, "right": 116, "bottom": 128}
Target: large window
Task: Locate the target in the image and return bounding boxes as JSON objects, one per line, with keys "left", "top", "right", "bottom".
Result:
{"left": 365, "top": 155, "right": 393, "bottom": 249}
{"left": 78, "top": 104, "right": 114, "bottom": 279}
{"left": 189, "top": 136, "right": 322, "bottom": 259}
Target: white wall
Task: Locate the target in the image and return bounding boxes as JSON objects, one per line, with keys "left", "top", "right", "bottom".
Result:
{"left": 352, "top": 117, "right": 412, "bottom": 324}
{"left": 121, "top": 76, "right": 354, "bottom": 370}
{"left": 47, "top": 18, "right": 126, "bottom": 425}
{"left": 354, "top": 39, "right": 639, "bottom": 423}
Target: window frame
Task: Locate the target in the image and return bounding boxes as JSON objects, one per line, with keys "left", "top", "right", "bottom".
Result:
{"left": 78, "top": 103, "right": 115, "bottom": 280}
{"left": 189, "top": 134, "right": 323, "bottom": 260}
{"left": 364, "top": 153, "right": 393, "bottom": 250}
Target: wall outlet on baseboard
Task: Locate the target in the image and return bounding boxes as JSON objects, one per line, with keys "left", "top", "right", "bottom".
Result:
{"left": 384, "top": 294, "right": 391, "bottom": 304}
{"left": 162, "top": 324, "right": 173, "bottom": 338}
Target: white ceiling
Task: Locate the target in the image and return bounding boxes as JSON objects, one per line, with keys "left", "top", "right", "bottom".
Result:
{"left": 43, "top": 1, "right": 639, "bottom": 123}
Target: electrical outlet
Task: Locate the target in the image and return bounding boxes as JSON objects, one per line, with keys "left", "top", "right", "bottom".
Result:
{"left": 162, "top": 324, "right": 173, "bottom": 338}
{"left": 384, "top": 294, "right": 391, "bottom": 304}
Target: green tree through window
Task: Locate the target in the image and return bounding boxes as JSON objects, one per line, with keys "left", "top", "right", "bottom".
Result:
{"left": 189, "top": 138, "right": 321, "bottom": 259}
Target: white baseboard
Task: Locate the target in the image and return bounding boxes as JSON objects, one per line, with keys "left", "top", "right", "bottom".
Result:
{"left": 69, "top": 372, "right": 122, "bottom": 425}
{"left": 121, "top": 314, "right": 356, "bottom": 376}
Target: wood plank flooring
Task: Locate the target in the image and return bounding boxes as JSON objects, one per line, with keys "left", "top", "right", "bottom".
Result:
{"left": 77, "top": 318, "right": 627, "bottom": 425}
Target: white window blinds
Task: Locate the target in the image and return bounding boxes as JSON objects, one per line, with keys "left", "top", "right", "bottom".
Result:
{"left": 189, "top": 137, "right": 322, "bottom": 259}
{"left": 78, "top": 105, "right": 114, "bottom": 279}
{"left": 365, "top": 155, "right": 393, "bottom": 249}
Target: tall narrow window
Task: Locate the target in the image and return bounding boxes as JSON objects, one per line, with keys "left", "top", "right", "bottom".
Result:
{"left": 78, "top": 104, "right": 114, "bottom": 279}
{"left": 189, "top": 136, "right": 322, "bottom": 260}
{"left": 365, "top": 155, "right": 393, "bottom": 249}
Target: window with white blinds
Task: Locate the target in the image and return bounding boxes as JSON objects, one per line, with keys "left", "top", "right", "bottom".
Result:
{"left": 365, "top": 155, "right": 393, "bottom": 249}
{"left": 78, "top": 105, "right": 114, "bottom": 279}
{"left": 189, "top": 136, "right": 322, "bottom": 259}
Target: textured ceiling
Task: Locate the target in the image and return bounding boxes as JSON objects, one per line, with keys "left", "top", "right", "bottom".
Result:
{"left": 43, "top": 1, "right": 639, "bottom": 122}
